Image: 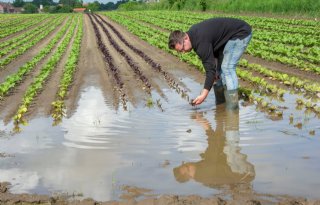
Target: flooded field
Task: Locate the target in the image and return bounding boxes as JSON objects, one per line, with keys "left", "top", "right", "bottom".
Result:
{"left": 0, "top": 13, "right": 319, "bottom": 204}
{"left": 1, "top": 81, "right": 319, "bottom": 203}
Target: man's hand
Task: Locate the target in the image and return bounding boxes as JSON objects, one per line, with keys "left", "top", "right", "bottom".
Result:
{"left": 192, "top": 89, "right": 209, "bottom": 105}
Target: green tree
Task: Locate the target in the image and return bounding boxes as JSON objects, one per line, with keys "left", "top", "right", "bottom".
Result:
{"left": 74, "top": 1, "right": 83, "bottom": 8}
{"left": 32, "top": 0, "right": 54, "bottom": 7}
{"left": 168, "top": 0, "right": 175, "bottom": 7}
{"left": 199, "top": 0, "right": 207, "bottom": 11}
{"left": 100, "top": 2, "right": 116, "bottom": 10}
{"left": 59, "top": 0, "right": 77, "bottom": 8}
{"left": 12, "top": 0, "right": 24, "bottom": 7}
{"left": 87, "top": 1, "right": 100, "bottom": 12}
{"left": 59, "top": 5, "right": 72, "bottom": 12}
{"left": 23, "top": 3, "right": 38, "bottom": 13}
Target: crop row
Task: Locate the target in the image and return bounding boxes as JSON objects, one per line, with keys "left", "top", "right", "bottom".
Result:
{"left": 103, "top": 14, "right": 277, "bottom": 96}
{"left": 0, "top": 15, "right": 51, "bottom": 39}
{"left": 13, "top": 16, "right": 78, "bottom": 125}
{"left": 0, "top": 16, "right": 68, "bottom": 69}
{"left": 88, "top": 14, "right": 128, "bottom": 110}
{"left": 104, "top": 12, "right": 320, "bottom": 116}
{"left": 95, "top": 14, "right": 190, "bottom": 101}
{"left": 239, "top": 59, "right": 320, "bottom": 96}
{"left": 140, "top": 11, "right": 320, "bottom": 45}
{"left": 116, "top": 12, "right": 320, "bottom": 74}
{"left": 0, "top": 16, "right": 64, "bottom": 58}
{"left": 51, "top": 15, "right": 83, "bottom": 124}
{"left": 0, "top": 15, "right": 64, "bottom": 50}
{"left": 92, "top": 14, "right": 152, "bottom": 94}
{"left": 0, "top": 15, "right": 35, "bottom": 29}
{"left": 0, "top": 17, "right": 72, "bottom": 100}
{"left": 156, "top": 11, "right": 320, "bottom": 36}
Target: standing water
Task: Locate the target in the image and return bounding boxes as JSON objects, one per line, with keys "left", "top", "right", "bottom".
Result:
{"left": 0, "top": 80, "right": 319, "bottom": 202}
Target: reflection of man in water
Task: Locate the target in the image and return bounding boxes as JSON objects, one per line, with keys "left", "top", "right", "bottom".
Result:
{"left": 173, "top": 108, "right": 255, "bottom": 189}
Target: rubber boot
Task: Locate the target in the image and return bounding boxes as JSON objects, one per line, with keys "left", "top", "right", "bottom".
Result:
{"left": 213, "top": 80, "right": 226, "bottom": 105}
{"left": 224, "top": 88, "right": 239, "bottom": 110}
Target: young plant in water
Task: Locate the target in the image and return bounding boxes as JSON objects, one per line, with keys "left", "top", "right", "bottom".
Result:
{"left": 189, "top": 99, "right": 196, "bottom": 106}
{"left": 309, "top": 130, "right": 315, "bottom": 136}
{"left": 156, "top": 99, "right": 164, "bottom": 112}
{"left": 289, "top": 113, "right": 294, "bottom": 124}
{"left": 296, "top": 98, "right": 304, "bottom": 105}
{"left": 146, "top": 97, "right": 154, "bottom": 108}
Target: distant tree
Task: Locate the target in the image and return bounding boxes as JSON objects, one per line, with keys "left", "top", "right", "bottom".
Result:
{"left": 59, "top": 0, "right": 77, "bottom": 8}
{"left": 115, "top": 0, "right": 129, "bottom": 8}
{"left": 12, "top": 0, "right": 25, "bottom": 7}
{"left": 32, "top": 0, "right": 54, "bottom": 7}
{"left": 59, "top": 4, "right": 72, "bottom": 12}
{"left": 87, "top": 1, "right": 100, "bottom": 11}
{"left": 199, "top": 0, "right": 207, "bottom": 11}
{"left": 168, "top": 0, "right": 175, "bottom": 7}
{"left": 74, "top": 1, "right": 83, "bottom": 8}
{"left": 100, "top": 2, "right": 116, "bottom": 10}
{"left": 23, "top": 3, "right": 38, "bottom": 13}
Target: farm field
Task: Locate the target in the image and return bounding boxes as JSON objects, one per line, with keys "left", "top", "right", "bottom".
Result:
{"left": 0, "top": 11, "right": 320, "bottom": 204}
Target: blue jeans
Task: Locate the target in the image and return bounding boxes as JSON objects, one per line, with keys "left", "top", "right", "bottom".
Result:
{"left": 220, "top": 34, "right": 252, "bottom": 90}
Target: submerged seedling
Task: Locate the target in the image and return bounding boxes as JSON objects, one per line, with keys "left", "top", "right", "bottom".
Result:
{"left": 289, "top": 114, "right": 294, "bottom": 124}
{"left": 156, "top": 99, "right": 164, "bottom": 112}
{"left": 189, "top": 99, "right": 196, "bottom": 106}
{"left": 294, "top": 122, "right": 303, "bottom": 129}
{"left": 309, "top": 130, "right": 315, "bottom": 136}
{"left": 146, "top": 98, "right": 154, "bottom": 108}
{"left": 296, "top": 98, "right": 304, "bottom": 105}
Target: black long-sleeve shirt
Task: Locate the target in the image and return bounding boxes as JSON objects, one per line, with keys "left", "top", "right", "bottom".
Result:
{"left": 186, "top": 18, "right": 251, "bottom": 90}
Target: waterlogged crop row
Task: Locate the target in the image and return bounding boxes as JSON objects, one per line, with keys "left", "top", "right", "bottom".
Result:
{"left": 0, "top": 16, "right": 72, "bottom": 100}
{"left": 104, "top": 12, "right": 320, "bottom": 116}
{"left": 92, "top": 14, "right": 152, "bottom": 93}
{"left": 13, "top": 16, "right": 78, "bottom": 125}
{"left": 95, "top": 14, "right": 190, "bottom": 100}
{"left": 104, "top": 13, "right": 286, "bottom": 99}
{"left": 52, "top": 15, "right": 83, "bottom": 123}
{"left": 0, "top": 16, "right": 64, "bottom": 58}
{"left": 88, "top": 14, "right": 128, "bottom": 110}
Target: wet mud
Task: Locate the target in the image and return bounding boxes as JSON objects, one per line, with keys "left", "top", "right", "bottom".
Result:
{"left": 1, "top": 182, "right": 319, "bottom": 205}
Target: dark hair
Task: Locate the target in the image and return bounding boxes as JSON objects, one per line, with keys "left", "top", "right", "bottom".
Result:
{"left": 168, "top": 30, "right": 186, "bottom": 50}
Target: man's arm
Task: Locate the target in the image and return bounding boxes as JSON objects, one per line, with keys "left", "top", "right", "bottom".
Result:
{"left": 192, "top": 44, "right": 216, "bottom": 105}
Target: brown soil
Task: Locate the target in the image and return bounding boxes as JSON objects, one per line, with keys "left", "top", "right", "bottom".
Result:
{"left": 26, "top": 18, "right": 80, "bottom": 118}
{"left": 97, "top": 15, "right": 203, "bottom": 84}
{"left": 65, "top": 14, "right": 120, "bottom": 116}
{"left": 0, "top": 182, "right": 319, "bottom": 205}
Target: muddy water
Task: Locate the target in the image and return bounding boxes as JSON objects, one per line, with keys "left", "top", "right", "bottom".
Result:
{"left": 0, "top": 78, "right": 319, "bottom": 202}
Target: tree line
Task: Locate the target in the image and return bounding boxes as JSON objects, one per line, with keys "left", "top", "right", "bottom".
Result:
{"left": 12, "top": 0, "right": 130, "bottom": 13}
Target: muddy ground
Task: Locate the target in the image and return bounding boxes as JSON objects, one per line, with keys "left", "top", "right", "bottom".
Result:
{"left": 0, "top": 14, "right": 319, "bottom": 205}
{"left": 1, "top": 182, "right": 320, "bottom": 205}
